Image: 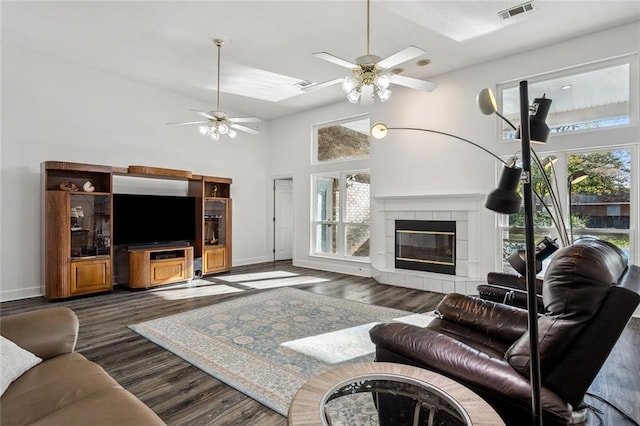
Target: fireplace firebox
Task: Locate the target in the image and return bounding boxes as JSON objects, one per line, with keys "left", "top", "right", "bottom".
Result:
{"left": 395, "top": 220, "right": 456, "bottom": 275}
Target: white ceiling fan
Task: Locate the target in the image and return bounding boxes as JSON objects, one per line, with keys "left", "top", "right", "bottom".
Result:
{"left": 304, "top": 0, "right": 437, "bottom": 104}
{"left": 168, "top": 39, "right": 260, "bottom": 141}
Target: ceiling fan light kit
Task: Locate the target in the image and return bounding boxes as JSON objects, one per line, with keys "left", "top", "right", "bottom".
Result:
{"left": 342, "top": 58, "right": 392, "bottom": 103}
{"left": 305, "top": 0, "right": 437, "bottom": 104}
{"left": 167, "top": 39, "right": 260, "bottom": 142}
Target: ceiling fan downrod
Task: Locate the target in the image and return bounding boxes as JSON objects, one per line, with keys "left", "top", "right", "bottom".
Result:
{"left": 366, "top": 0, "right": 371, "bottom": 56}
{"left": 214, "top": 39, "right": 224, "bottom": 112}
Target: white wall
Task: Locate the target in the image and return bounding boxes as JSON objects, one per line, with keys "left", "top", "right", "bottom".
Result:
{"left": 0, "top": 42, "right": 271, "bottom": 301}
{"left": 268, "top": 103, "right": 376, "bottom": 276}
{"left": 2, "top": 21, "right": 639, "bottom": 302}
{"left": 268, "top": 21, "right": 640, "bottom": 278}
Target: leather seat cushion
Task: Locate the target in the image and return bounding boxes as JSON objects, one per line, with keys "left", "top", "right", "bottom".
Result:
{"left": 28, "top": 387, "right": 165, "bottom": 426}
{"left": 426, "top": 318, "right": 510, "bottom": 359}
{"left": 0, "top": 352, "right": 161, "bottom": 426}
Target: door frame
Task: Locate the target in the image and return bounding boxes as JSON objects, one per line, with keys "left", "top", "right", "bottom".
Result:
{"left": 269, "top": 176, "right": 294, "bottom": 261}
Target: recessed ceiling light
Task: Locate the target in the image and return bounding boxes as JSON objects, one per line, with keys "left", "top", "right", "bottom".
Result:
{"left": 390, "top": 68, "right": 404, "bottom": 74}
{"left": 561, "top": 84, "right": 572, "bottom": 90}
{"left": 416, "top": 59, "right": 432, "bottom": 67}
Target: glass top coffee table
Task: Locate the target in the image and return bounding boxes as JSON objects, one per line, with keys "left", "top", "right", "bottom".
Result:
{"left": 288, "top": 362, "right": 504, "bottom": 426}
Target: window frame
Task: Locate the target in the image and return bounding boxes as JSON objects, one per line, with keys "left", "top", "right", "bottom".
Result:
{"left": 312, "top": 113, "right": 371, "bottom": 165}
{"left": 496, "top": 55, "right": 637, "bottom": 143}
{"left": 496, "top": 144, "right": 637, "bottom": 271}
{"left": 311, "top": 169, "right": 371, "bottom": 261}
{"left": 311, "top": 115, "right": 371, "bottom": 262}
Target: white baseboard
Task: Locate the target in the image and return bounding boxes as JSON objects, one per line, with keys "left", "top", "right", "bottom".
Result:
{"left": 232, "top": 255, "right": 272, "bottom": 267}
{"left": 293, "top": 259, "right": 371, "bottom": 277}
{"left": 0, "top": 286, "right": 43, "bottom": 302}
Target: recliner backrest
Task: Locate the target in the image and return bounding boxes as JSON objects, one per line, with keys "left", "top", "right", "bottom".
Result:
{"left": 545, "top": 263, "right": 640, "bottom": 406}
{"left": 505, "top": 238, "right": 629, "bottom": 382}
{"left": 543, "top": 237, "right": 627, "bottom": 316}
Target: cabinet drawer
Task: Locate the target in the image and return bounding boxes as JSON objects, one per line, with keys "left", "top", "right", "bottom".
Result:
{"left": 150, "top": 258, "right": 186, "bottom": 285}
{"left": 203, "top": 247, "right": 228, "bottom": 273}
{"left": 70, "top": 259, "right": 111, "bottom": 295}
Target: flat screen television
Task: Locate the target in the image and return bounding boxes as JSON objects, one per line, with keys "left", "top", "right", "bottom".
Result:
{"left": 113, "top": 194, "right": 196, "bottom": 247}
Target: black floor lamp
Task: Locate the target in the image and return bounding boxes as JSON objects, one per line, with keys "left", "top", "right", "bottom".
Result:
{"left": 479, "top": 81, "right": 548, "bottom": 426}
{"left": 514, "top": 80, "right": 543, "bottom": 426}
{"left": 371, "top": 80, "right": 550, "bottom": 426}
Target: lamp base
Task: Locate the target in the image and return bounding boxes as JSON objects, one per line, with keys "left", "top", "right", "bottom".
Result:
{"left": 569, "top": 406, "right": 588, "bottom": 425}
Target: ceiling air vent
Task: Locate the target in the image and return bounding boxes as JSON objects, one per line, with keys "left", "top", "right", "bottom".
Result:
{"left": 498, "top": 1, "right": 535, "bottom": 20}
{"left": 294, "top": 80, "right": 315, "bottom": 90}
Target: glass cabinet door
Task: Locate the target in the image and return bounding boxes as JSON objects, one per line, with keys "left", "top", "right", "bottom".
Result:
{"left": 204, "top": 199, "right": 227, "bottom": 246}
{"left": 70, "top": 194, "right": 111, "bottom": 258}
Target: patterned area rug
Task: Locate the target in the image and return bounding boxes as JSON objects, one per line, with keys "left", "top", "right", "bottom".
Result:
{"left": 130, "top": 288, "right": 429, "bottom": 416}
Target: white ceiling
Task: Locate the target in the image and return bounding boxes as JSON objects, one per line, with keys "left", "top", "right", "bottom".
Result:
{"left": 2, "top": 1, "right": 639, "bottom": 121}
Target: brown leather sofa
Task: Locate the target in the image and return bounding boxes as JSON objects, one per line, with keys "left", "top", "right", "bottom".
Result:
{"left": 0, "top": 307, "right": 165, "bottom": 426}
{"left": 370, "top": 238, "right": 640, "bottom": 425}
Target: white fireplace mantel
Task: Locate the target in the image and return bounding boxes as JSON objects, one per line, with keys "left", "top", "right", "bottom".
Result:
{"left": 372, "top": 193, "right": 486, "bottom": 296}
{"left": 373, "top": 193, "right": 485, "bottom": 211}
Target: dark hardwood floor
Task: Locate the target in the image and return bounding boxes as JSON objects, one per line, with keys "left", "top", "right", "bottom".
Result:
{"left": 1, "top": 261, "right": 638, "bottom": 425}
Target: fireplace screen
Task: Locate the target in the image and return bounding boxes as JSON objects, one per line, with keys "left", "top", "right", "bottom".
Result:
{"left": 395, "top": 220, "right": 456, "bottom": 275}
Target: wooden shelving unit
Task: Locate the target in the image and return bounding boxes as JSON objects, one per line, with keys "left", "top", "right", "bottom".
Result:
{"left": 42, "top": 161, "right": 232, "bottom": 299}
{"left": 189, "top": 176, "right": 232, "bottom": 276}
{"left": 42, "top": 162, "right": 114, "bottom": 299}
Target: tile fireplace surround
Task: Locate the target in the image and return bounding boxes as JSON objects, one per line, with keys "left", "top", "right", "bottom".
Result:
{"left": 372, "top": 194, "right": 486, "bottom": 296}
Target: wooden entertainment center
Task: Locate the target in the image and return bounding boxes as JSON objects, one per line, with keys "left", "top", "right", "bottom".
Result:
{"left": 41, "top": 161, "right": 232, "bottom": 299}
{"left": 128, "top": 246, "right": 194, "bottom": 289}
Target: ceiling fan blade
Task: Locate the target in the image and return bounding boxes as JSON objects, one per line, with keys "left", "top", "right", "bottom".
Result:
{"left": 312, "top": 52, "right": 357, "bottom": 69}
{"left": 229, "top": 117, "right": 261, "bottom": 123}
{"left": 300, "top": 78, "right": 343, "bottom": 92}
{"left": 377, "top": 46, "right": 426, "bottom": 69}
{"left": 190, "top": 110, "right": 215, "bottom": 119}
{"left": 231, "top": 124, "right": 260, "bottom": 135}
{"left": 390, "top": 74, "right": 438, "bottom": 92}
{"left": 167, "top": 120, "right": 208, "bottom": 126}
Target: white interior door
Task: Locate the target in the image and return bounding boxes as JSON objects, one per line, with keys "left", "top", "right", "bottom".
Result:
{"left": 274, "top": 178, "right": 294, "bottom": 261}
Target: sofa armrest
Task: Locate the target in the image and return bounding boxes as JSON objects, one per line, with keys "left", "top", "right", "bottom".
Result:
{"left": 0, "top": 307, "right": 78, "bottom": 360}
{"left": 369, "top": 322, "right": 570, "bottom": 420}
{"left": 437, "top": 293, "right": 529, "bottom": 343}
{"left": 370, "top": 323, "right": 528, "bottom": 395}
{"left": 487, "top": 272, "right": 544, "bottom": 294}
{"left": 477, "top": 284, "right": 545, "bottom": 311}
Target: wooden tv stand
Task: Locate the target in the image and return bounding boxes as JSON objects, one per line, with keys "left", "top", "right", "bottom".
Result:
{"left": 127, "top": 246, "right": 194, "bottom": 289}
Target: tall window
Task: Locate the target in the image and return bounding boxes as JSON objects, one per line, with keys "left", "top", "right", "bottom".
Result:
{"left": 313, "top": 171, "right": 370, "bottom": 258}
{"left": 499, "top": 148, "right": 634, "bottom": 272}
{"left": 312, "top": 115, "right": 370, "bottom": 260}
{"left": 568, "top": 149, "right": 632, "bottom": 255}
{"left": 496, "top": 56, "right": 636, "bottom": 271}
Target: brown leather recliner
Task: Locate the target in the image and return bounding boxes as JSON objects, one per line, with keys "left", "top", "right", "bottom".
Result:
{"left": 477, "top": 271, "right": 545, "bottom": 311}
{"left": 370, "top": 238, "right": 640, "bottom": 425}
